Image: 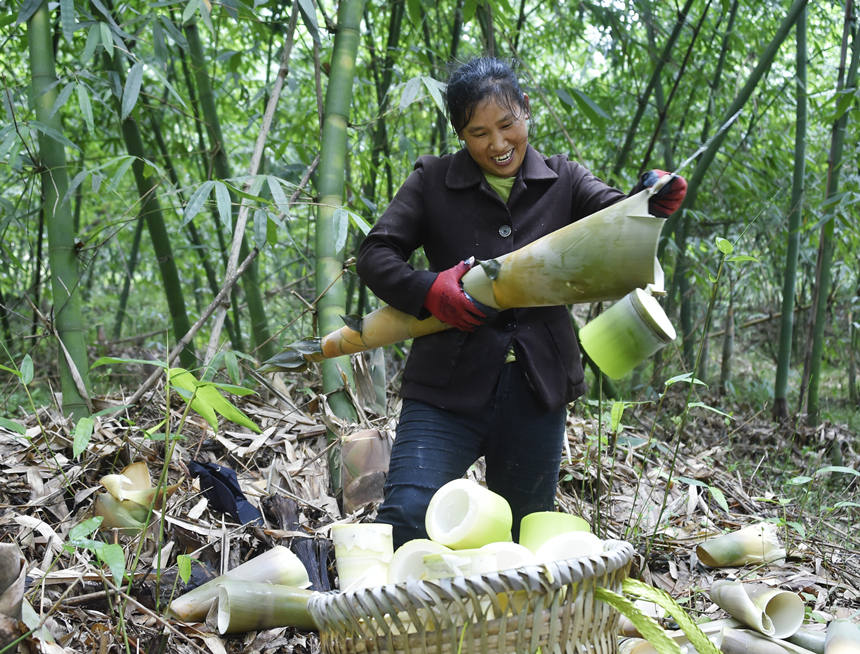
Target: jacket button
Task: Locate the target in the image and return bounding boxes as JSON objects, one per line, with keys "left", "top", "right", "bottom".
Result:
{"left": 498, "top": 224, "right": 512, "bottom": 237}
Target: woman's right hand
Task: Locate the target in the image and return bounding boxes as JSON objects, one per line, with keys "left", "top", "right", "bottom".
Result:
{"left": 424, "top": 260, "right": 488, "bottom": 331}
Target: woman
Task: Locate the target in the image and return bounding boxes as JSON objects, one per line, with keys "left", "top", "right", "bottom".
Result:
{"left": 356, "top": 57, "right": 685, "bottom": 547}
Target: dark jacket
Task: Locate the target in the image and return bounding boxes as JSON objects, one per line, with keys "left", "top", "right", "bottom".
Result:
{"left": 356, "top": 145, "right": 626, "bottom": 413}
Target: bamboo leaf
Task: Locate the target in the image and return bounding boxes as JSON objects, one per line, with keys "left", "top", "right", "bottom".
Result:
{"left": 91, "top": 356, "right": 166, "bottom": 369}
{"left": 183, "top": 180, "right": 215, "bottom": 225}
{"left": 178, "top": 554, "right": 193, "bottom": 584}
{"left": 594, "top": 586, "right": 681, "bottom": 654}
{"left": 223, "top": 351, "right": 240, "bottom": 384}
{"left": 254, "top": 208, "right": 267, "bottom": 249}
{"left": 815, "top": 465, "right": 859, "bottom": 477}
{"left": 20, "top": 354, "right": 34, "bottom": 385}
{"left": 663, "top": 372, "right": 706, "bottom": 387}
{"left": 688, "top": 401, "right": 733, "bottom": 418}
{"left": 82, "top": 23, "right": 100, "bottom": 63}
{"left": 727, "top": 254, "right": 759, "bottom": 263}
{"left": 622, "top": 578, "right": 721, "bottom": 654}
{"left": 0, "top": 416, "right": 26, "bottom": 434}
{"left": 68, "top": 517, "right": 103, "bottom": 544}
{"left": 610, "top": 400, "right": 625, "bottom": 433}
{"left": 266, "top": 212, "right": 278, "bottom": 247}
{"left": 560, "top": 87, "right": 609, "bottom": 125}
{"left": 462, "top": 0, "right": 479, "bottom": 21}
{"left": 400, "top": 76, "right": 423, "bottom": 110}
{"left": 267, "top": 175, "right": 290, "bottom": 216}
{"left": 60, "top": 0, "right": 77, "bottom": 42}
{"left": 121, "top": 61, "right": 144, "bottom": 120}
{"left": 30, "top": 121, "right": 80, "bottom": 151}
{"left": 182, "top": 0, "right": 200, "bottom": 25}
{"left": 108, "top": 156, "right": 135, "bottom": 191}
{"left": 76, "top": 83, "right": 94, "bottom": 133}
{"left": 16, "top": 0, "right": 42, "bottom": 26}
{"left": 297, "top": 0, "right": 319, "bottom": 43}
{"left": 333, "top": 207, "right": 349, "bottom": 254}
{"left": 99, "top": 22, "right": 113, "bottom": 58}
{"left": 347, "top": 208, "right": 371, "bottom": 235}
{"left": 406, "top": 0, "right": 422, "bottom": 24}
{"left": 72, "top": 416, "right": 95, "bottom": 459}
{"left": 715, "top": 236, "right": 734, "bottom": 255}
{"left": 422, "top": 76, "right": 447, "bottom": 115}
{"left": 96, "top": 543, "right": 126, "bottom": 585}
{"left": 49, "top": 82, "right": 75, "bottom": 119}
{"left": 214, "top": 180, "right": 232, "bottom": 228}
{"left": 708, "top": 486, "right": 729, "bottom": 512}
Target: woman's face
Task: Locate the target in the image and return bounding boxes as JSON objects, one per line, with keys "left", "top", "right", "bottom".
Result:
{"left": 459, "top": 95, "right": 530, "bottom": 177}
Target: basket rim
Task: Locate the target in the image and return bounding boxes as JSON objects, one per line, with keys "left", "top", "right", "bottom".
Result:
{"left": 310, "top": 538, "right": 634, "bottom": 610}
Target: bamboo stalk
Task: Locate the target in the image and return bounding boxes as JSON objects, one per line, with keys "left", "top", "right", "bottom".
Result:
{"left": 211, "top": 581, "right": 317, "bottom": 634}
{"left": 168, "top": 546, "right": 311, "bottom": 622}
{"left": 262, "top": 191, "right": 664, "bottom": 372}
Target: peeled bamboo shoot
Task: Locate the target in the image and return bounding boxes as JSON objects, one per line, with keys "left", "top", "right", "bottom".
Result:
{"left": 262, "top": 191, "right": 665, "bottom": 372}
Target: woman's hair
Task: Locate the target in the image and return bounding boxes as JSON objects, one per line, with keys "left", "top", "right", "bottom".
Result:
{"left": 445, "top": 57, "right": 528, "bottom": 135}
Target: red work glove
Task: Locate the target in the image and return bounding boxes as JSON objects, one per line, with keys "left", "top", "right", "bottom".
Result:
{"left": 640, "top": 169, "right": 687, "bottom": 217}
{"left": 424, "top": 260, "right": 487, "bottom": 331}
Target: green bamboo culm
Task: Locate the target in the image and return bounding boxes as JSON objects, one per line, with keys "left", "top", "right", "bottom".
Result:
{"left": 184, "top": 21, "right": 274, "bottom": 362}
{"left": 806, "top": 1, "right": 859, "bottom": 426}
{"left": 773, "top": 5, "right": 808, "bottom": 421}
{"left": 315, "top": 0, "right": 367, "bottom": 492}
{"left": 27, "top": 1, "right": 91, "bottom": 419}
{"left": 673, "top": 0, "right": 809, "bottom": 361}
{"left": 106, "top": 54, "right": 197, "bottom": 370}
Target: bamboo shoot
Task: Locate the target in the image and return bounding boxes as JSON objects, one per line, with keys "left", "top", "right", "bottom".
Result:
{"left": 262, "top": 191, "right": 665, "bottom": 372}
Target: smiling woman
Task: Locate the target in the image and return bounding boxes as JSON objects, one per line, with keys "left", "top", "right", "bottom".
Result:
{"left": 355, "top": 56, "right": 687, "bottom": 549}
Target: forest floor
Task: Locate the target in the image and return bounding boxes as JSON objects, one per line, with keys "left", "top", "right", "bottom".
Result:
{"left": 0, "top": 367, "right": 857, "bottom": 653}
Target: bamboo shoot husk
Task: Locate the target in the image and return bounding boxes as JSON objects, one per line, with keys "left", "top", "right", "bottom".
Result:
{"left": 721, "top": 627, "right": 819, "bottom": 654}
{"left": 211, "top": 581, "right": 317, "bottom": 634}
{"left": 168, "top": 546, "right": 311, "bottom": 622}
{"left": 710, "top": 580, "right": 804, "bottom": 639}
{"left": 696, "top": 522, "right": 786, "bottom": 567}
{"left": 825, "top": 619, "right": 860, "bottom": 654}
{"left": 788, "top": 628, "right": 827, "bottom": 654}
{"left": 261, "top": 191, "right": 665, "bottom": 372}
{"left": 0, "top": 544, "right": 26, "bottom": 621}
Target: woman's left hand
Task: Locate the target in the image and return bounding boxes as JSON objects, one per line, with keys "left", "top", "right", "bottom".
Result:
{"left": 640, "top": 169, "right": 687, "bottom": 217}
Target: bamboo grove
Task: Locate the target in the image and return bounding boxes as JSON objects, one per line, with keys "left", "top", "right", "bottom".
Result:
{"left": 0, "top": 0, "right": 857, "bottom": 430}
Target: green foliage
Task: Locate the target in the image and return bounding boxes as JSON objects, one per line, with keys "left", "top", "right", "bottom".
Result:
{"left": 0, "top": 0, "right": 854, "bottom": 429}
{"left": 65, "top": 517, "right": 126, "bottom": 586}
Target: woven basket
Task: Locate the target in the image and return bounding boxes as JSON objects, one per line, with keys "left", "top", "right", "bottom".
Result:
{"left": 309, "top": 539, "right": 634, "bottom": 654}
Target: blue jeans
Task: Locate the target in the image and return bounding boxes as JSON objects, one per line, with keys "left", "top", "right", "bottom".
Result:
{"left": 377, "top": 361, "right": 567, "bottom": 548}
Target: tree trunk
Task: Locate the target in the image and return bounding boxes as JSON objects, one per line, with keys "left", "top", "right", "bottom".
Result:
{"left": 773, "top": 7, "right": 808, "bottom": 421}
{"left": 106, "top": 54, "right": 197, "bottom": 369}
{"left": 184, "top": 21, "right": 274, "bottom": 362}
{"left": 316, "top": 0, "right": 367, "bottom": 492}
{"left": 805, "top": 0, "right": 859, "bottom": 426}
{"left": 27, "top": 1, "right": 91, "bottom": 418}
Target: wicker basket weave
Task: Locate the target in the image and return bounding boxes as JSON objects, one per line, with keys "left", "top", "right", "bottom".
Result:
{"left": 308, "top": 539, "right": 634, "bottom": 654}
